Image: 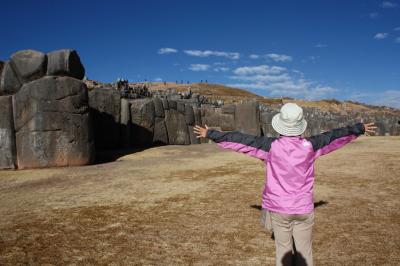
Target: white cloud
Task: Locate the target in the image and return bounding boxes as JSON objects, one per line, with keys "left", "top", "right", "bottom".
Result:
{"left": 396, "top": 37, "right": 400, "bottom": 43}
{"left": 351, "top": 90, "right": 400, "bottom": 108}
{"left": 230, "top": 74, "right": 290, "bottom": 83}
{"left": 158, "top": 48, "right": 178, "bottom": 54}
{"left": 184, "top": 50, "right": 240, "bottom": 59}
{"left": 213, "top": 67, "right": 230, "bottom": 72}
{"left": 233, "top": 65, "right": 286, "bottom": 76}
{"left": 373, "top": 90, "right": 400, "bottom": 108}
{"left": 154, "top": 77, "right": 163, "bottom": 82}
{"left": 266, "top": 53, "right": 292, "bottom": 62}
{"left": 189, "top": 64, "right": 210, "bottom": 71}
{"left": 369, "top": 12, "right": 380, "bottom": 19}
{"left": 249, "top": 54, "right": 260, "bottom": 59}
{"left": 213, "top": 62, "right": 226, "bottom": 66}
{"left": 395, "top": 26, "right": 400, "bottom": 31}
{"left": 315, "top": 43, "right": 328, "bottom": 48}
{"left": 227, "top": 82, "right": 268, "bottom": 90}
{"left": 228, "top": 64, "right": 337, "bottom": 100}
{"left": 381, "top": 1, "right": 398, "bottom": 8}
{"left": 374, "top": 32, "right": 389, "bottom": 39}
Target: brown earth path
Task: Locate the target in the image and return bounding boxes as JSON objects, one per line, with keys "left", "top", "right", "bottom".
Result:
{"left": 0, "top": 137, "right": 399, "bottom": 265}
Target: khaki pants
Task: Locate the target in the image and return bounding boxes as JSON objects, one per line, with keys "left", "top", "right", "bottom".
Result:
{"left": 270, "top": 211, "right": 314, "bottom": 266}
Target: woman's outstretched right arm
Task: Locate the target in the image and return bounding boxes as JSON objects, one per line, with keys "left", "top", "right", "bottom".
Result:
{"left": 306, "top": 122, "right": 376, "bottom": 158}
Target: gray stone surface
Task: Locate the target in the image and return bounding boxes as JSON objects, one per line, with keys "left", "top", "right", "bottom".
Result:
{"left": 193, "top": 107, "right": 202, "bottom": 127}
{"left": 153, "top": 117, "right": 169, "bottom": 144}
{"left": 0, "top": 61, "right": 4, "bottom": 79}
{"left": 153, "top": 97, "right": 165, "bottom": 117}
{"left": 0, "top": 96, "right": 16, "bottom": 169}
{"left": 177, "top": 101, "right": 185, "bottom": 113}
{"left": 0, "top": 61, "right": 22, "bottom": 95}
{"left": 184, "top": 104, "right": 195, "bottom": 125}
{"left": 168, "top": 100, "right": 177, "bottom": 110}
{"left": 222, "top": 104, "right": 235, "bottom": 115}
{"left": 10, "top": 49, "right": 46, "bottom": 83}
{"left": 188, "top": 125, "right": 200, "bottom": 144}
{"left": 120, "top": 98, "right": 132, "bottom": 148}
{"left": 89, "top": 88, "right": 121, "bottom": 150}
{"left": 165, "top": 109, "right": 190, "bottom": 145}
{"left": 161, "top": 98, "right": 169, "bottom": 110}
{"left": 131, "top": 99, "right": 155, "bottom": 147}
{"left": 235, "top": 101, "right": 261, "bottom": 136}
{"left": 13, "top": 76, "right": 94, "bottom": 169}
{"left": 47, "top": 49, "right": 85, "bottom": 80}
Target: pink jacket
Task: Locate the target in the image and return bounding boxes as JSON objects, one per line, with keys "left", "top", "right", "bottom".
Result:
{"left": 206, "top": 123, "right": 365, "bottom": 214}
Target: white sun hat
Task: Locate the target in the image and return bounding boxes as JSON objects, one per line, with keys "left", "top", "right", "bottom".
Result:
{"left": 272, "top": 103, "right": 307, "bottom": 136}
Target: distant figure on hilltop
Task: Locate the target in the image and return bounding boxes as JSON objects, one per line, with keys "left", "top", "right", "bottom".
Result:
{"left": 194, "top": 103, "right": 376, "bottom": 266}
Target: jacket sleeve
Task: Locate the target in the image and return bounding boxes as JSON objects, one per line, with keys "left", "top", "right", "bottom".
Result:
{"left": 206, "top": 129, "right": 276, "bottom": 160}
{"left": 306, "top": 123, "right": 365, "bottom": 158}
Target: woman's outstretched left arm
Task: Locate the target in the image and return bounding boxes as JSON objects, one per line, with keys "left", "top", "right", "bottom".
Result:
{"left": 193, "top": 125, "right": 275, "bottom": 161}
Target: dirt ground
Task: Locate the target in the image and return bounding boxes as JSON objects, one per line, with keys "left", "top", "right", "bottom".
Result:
{"left": 0, "top": 136, "right": 399, "bottom": 265}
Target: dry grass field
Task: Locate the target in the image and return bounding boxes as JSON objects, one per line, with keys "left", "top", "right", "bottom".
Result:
{"left": 0, "top": 137, "right": 399, "bottom": 265}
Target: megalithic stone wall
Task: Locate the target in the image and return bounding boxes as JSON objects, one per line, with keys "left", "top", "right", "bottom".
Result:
{"left": 2, "top": 49, "right": 399, "bottom": 170}
{"left": 259, "top": 105, "right": 400, "bottom": 137}
{"left": 0, "top": 49, "right": 95, "bottom": 169}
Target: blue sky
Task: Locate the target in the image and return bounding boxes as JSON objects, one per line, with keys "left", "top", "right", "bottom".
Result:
{"left": 1, "top": 0, "right": 400, "bottom": 107}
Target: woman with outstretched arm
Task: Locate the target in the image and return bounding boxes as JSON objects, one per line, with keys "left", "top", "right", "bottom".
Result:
{"left": 193, "top": 103, "right": 376, "bottom": 266}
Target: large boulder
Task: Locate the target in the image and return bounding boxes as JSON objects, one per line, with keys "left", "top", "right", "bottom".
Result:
{"left": 13, "top": 76, "right": 94, "bottom": 169}
{"left": 10, "top": 49, "right": 47, "bottom": 83}
{"left": 235, "top": 101, "right": 261, "bottom": 136}
{"left": 0, "top": 96, "right": 17, "bottom": 169}
{"left": 89, "top": 88, "right": 121, "bottom": 150}
{"left": 260, "top": 110, "right": 279, "bottom": 137}
{"left": 151, "top": 98, "right": 168, "bottom": 145}
{"left": 131, "top": 99, "right": 155, "bottom": 147}
{"left": 201, "top": 105, "right": 220, "bottom": 127}
{"left": 191, "top": 107, "right": 202, "bottom": 144}
{"left": 153, "top": 97, "right": 165, "bottom": 118}
{"left": 46, "top": 49, "right": 85, "bottom": 80}
{"left": 222, "top": 104, "right": 235, "bottom": 115}
{"left": 184, "top": 104, "right": 195, "bottom": 125}
{"left": 0, "top": 61, "right": 22, "bottom": 95}
{"left": 193, "top": 107, "right": 202, "bottom": 127}
{"left": 153, "top": 117, "right": 169, "bottom": 144}
{"left": 165, "top": 109, "right": 190, "bottom": 145}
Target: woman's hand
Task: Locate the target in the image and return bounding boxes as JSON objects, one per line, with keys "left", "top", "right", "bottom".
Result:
{"left": 363, "top": 122, "right": 377, "bottom": 135}
{"left": 193, "top": 124, "right": 209, "bottom": 138}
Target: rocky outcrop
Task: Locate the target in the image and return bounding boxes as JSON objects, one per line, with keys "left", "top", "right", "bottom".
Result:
{"left": 1, "top": 49, "right": 94, "bottom": 169}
